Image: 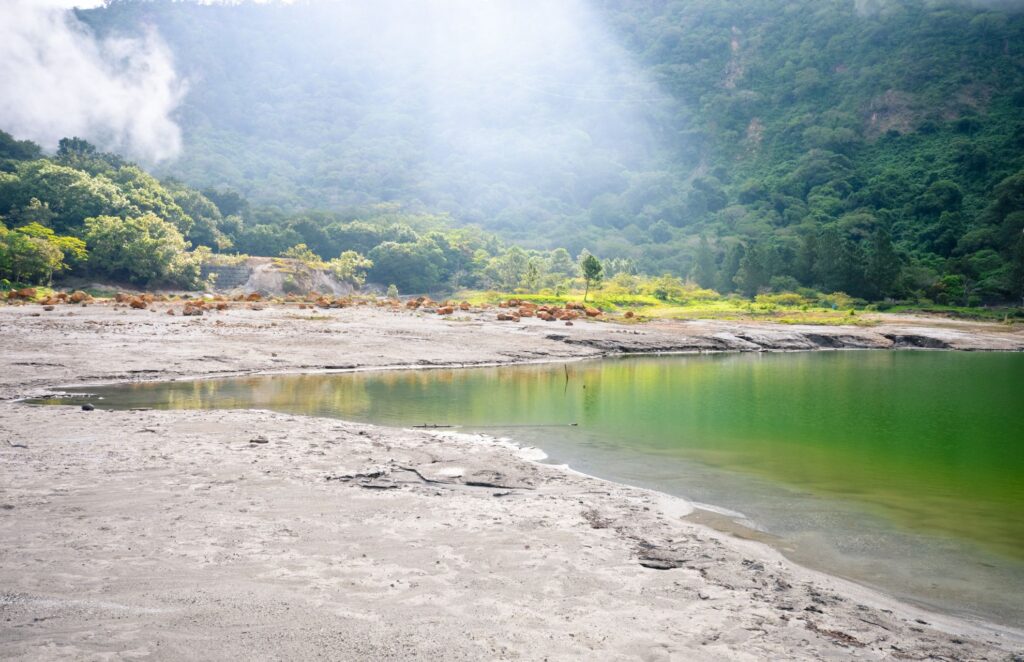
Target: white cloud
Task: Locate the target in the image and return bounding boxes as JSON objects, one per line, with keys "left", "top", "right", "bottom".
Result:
{"left": 0, "top": 0, "right": 185, "bottom": 163}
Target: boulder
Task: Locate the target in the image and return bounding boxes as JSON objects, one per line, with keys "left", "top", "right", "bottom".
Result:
{"left": 437, "top": 306, "right": 455, "bottom": 315}
{"left": 129, "top": 297, "right": 148, "bottom": 310}
{"left": 625, "top": 310, "right": 635, "bottom": 319}
{"left": 585, "top": 307, "right": 601, "bottom": 317}
{"left": 68, "top": 291, "right": 89, "bottom": 304}
{"left": 182, "top": 304, "right": 203, "bottom": 316}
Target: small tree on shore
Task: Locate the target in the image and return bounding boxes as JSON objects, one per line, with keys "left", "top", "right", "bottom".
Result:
{"left": 580, "top": 253, "right": 603, "bottom": 302}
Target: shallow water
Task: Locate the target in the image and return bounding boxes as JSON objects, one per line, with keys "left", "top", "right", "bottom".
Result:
{"left": 35, "top": 351, "right": 1024, "bottom": 626}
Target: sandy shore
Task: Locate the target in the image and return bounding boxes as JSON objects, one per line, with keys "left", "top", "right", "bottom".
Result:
{"left": 1, "top": 303, "right": 1022, "bottom": 660}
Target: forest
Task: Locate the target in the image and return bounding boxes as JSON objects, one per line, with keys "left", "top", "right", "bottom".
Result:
{"left": 2, "top": 0, "right": 1024, "bottom": 306}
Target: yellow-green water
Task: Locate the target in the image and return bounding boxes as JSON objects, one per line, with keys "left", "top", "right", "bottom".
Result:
{"left": 37, "top": 351, "right": 1024, "bottom": 626}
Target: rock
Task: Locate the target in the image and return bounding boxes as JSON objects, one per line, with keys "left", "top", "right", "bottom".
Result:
{"left": 129, "top": 297, "right": 147, "bottom": 310}
{"left": 42, "top": 305, "right": 54, "bottom": 311}
{"left": 166, "top": 308, "right": 176, "bottom": 315}
{"left": 81, "top": 403, "right": 95, "bottom": 411}
{"left": 625, "top": 311, "right": 635, "bottom": 318}
{"left": 585, "top": 307, "right": 601, "bottom": 317}
{"left": 437, "top": 306, "right": 454, "bottom": 315}
{"left": 565, "top": 321, "right": 573, "bottom": 326}
{"left": 115, "top": 292, "right": 131, "bottom": 303}
{"left": 15, "top": 288, "right": 37, "bottom": 299}
{"left": 182, "top": 305, "right": 203, "bottom": 316}
{"left": 246, "top": 292, "right": 262, "bottom": 302}
{"left": 68, "top": 291, "right": 89, "bottom": 304}
{"left": 250, "top": 436, "right": 269, "bottom": 444}
{"left": 216, "top": 302, "right": 229, "bottom": 310}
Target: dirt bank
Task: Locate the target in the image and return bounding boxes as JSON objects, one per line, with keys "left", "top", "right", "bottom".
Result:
{"left": 1, "top": 304, "right": 1022, "bottom": 660}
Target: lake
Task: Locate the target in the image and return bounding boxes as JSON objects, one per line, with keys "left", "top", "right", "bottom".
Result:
{"left": 34, "top": 351, "right": 1024, "bottom": 627}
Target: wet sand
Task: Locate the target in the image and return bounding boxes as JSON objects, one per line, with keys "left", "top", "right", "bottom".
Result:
{"left": 1, "top": 303, "right": 1022, "bottom": 660}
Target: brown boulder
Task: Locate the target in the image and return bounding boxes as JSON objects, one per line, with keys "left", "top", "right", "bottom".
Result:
{"left": 129, "top": 297, "right": 147, "bottom": 310}
{"left": 246, "top": 292, "right": 262, "bottom": 302}
{"left": 68, "top": 291, "right": 89, "bottom": 304}
{"left": 585, "top": 307, "right": 601, "bottom": 317}
{"left": 437, "top": 306, "right": 455, "bottom": 315}
{"left": 624, "top": 310, "right": 635, "bottom": 319}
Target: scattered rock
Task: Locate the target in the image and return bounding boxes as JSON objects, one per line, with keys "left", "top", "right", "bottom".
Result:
{"left": 81, "top": 403, "right": 95, "bottom": 411}
{"left": 250, "top": 436, "right": 269, "bottom": 444}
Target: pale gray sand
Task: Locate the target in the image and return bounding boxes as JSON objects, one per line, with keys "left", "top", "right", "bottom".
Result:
{"left": 1, "top": 303, "right": 1022, "bottom": 660}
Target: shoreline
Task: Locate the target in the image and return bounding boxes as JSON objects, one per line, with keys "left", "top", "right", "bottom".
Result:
{"left": 2, "top": 304, "right": 1022, "bottom": 659}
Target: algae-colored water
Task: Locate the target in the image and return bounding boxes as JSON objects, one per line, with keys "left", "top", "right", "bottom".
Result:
{"left": 39, "top": 351, "right": 1024, "bottom": 626}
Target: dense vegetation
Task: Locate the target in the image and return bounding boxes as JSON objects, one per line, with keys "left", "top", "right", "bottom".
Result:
{"left": 6, "top": 0, "right": 1024, "bottom": 305}
{"left": 0, "top": 130, "right": 590, "bottom": 294}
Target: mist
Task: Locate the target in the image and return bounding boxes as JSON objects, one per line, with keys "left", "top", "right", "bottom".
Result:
{"left": 76, "top": 0, "right": 682, "bottom": 236}
{"left": 0, "top": 0, "right": 185, "bottom": 163}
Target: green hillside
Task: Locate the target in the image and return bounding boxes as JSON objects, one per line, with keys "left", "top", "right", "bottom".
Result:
{"left": 3, "top": 0, "right": 1023, "bottom": 303}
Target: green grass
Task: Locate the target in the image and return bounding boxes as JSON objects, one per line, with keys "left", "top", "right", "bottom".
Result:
{"left": 455, "top": 288, "right": 885, "bottom": 326}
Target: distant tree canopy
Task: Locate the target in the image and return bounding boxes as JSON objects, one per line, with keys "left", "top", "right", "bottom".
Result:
{"left": 2, "top": 0, "right": 1024, "bottom": 302}
{"left": 58, "top": 0, "right": 1024, "bottom": 302}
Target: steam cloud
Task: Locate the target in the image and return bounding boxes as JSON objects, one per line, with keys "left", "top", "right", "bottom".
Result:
{"left": 0, "top": 0, "right": 185, "bottom": 163}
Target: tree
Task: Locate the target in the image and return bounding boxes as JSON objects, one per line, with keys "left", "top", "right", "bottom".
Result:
{"left": 864, "top": 228, "right": 901, "bottom": 298}
{"left": 281, "top": 243, "right": 324, "bottom": 267}
{"left": 522, "top": 257, "right": 543, "bottom": 292}
{"left": 368, "top": 241, "right": 445, "bottom": 293}
{"left": 546, "top": 248, "right": 576, "bottom": 279}
{"left": 693, "top": 236, "right": 717, "bottom": 289}
{"left": 84, "top": 213, "right": 193, "bottom": 285}
{"left": 0, "top": 224, "right": 64, "bottom": 284}
{"left": 3, "top": 161, "right": 129, "bottom": 233}
{"left": 489, "top": 246, "right": 528, "bottom": 290}
{"left": 0, "top": 130, "right": 42, "bottom": 162}
{"left": 717, "top": 243, "right": 745, "bottom": 294}
{"left": 734, "top": 244, "right": 776, "bottom": 296}
{"left": 580, "top": 252, "right": 603, "bottom": 301}
{"left": 328, "top": 251, "right": 373, "bottom": 287}
{"left": 1010, "top": 234, "right": 1024, "bottom": 307}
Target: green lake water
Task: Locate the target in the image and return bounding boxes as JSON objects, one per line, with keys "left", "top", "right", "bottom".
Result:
{"left": 36, "top": 351, "right": 1024, "bottom": 627}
